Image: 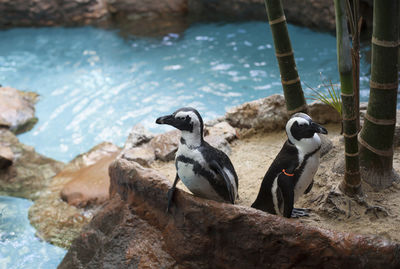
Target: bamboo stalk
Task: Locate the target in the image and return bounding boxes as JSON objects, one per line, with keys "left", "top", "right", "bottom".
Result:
{"left": 263, "top": 0, "right": 307, "bottom": 114}
{"left": 358, "top": 0, "right": 399, "bottom": 189}
{"left": 334, "top": 0, "right": 362, "bottom": 195}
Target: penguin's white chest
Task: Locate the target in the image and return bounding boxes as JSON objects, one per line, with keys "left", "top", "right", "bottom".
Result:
{"left": 176, "top": 146, "right": 221, "bottom": 201}
{"left": 294, "top": 152, "right": 320, "bottom": 202}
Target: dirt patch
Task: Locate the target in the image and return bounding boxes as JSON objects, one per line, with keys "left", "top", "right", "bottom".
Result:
{"left": 151, "top": 123, "right": 400, "bottom": 243}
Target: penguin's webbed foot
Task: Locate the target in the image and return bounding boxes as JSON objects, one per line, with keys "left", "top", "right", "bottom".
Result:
{"left": 166, "top": 187, "right": 176, "bottom": 213}
{"left": 291, "top": 208, "right": 311, "bottom": 218}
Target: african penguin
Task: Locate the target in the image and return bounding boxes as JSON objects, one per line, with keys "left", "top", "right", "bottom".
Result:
{"left": 156, "top": 107, "right": 239, "bottom": 212}
{"left": 251, "top": 113, "right": 328, "bottom": 218}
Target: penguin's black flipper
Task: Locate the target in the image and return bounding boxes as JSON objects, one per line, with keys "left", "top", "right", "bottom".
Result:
{"left": 166, "top": 174, "right": 180, "bottom": 213}
{"left": 304, "top": 180, "right": 314, "bottom": 194}
{"left": 210, "top": 160, "right": 235, "bottom": 204}
{"left": 277, "top": 174, "right": 294, "bottom": 218}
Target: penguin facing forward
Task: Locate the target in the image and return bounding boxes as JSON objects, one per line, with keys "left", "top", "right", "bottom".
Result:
{"left": 251, "top": 113, "right": 328, "bottom": 218}
{"left": 156, "top": 107, "right": 238, "bottom": 212}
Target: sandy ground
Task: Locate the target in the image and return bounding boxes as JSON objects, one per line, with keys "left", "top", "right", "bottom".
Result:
{"left": 151, "top": 123, "right": 400, "bottom": 243}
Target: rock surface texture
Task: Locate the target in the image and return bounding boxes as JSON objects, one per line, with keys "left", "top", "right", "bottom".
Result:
{"left": 0, "top": 128, "right": 64, "bottom": 200}
{"left": 0, "top": 86, "right": 39, "bottom": 134}
{"left": 0, "top": 0, "right": 373, "bottom": 33}
{"left": 0, "top": 0, "right": 108, "bottom": 27}
{"left": 60, "top": 143, "right": 121, "bottom": 207}
{"left": 225, "top": 94, "right": 341, "bottom": 131}
{"left": 29, "top": 142, "right": 120, "bottom": 248}
{"left": 60, "top": 156, "right": 400, "bottom": 268}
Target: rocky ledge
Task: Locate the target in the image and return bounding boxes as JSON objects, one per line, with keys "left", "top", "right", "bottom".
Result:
{"left": 0, "top": 0, "right": 373, "bottom": 35}
{"left": 58, "top": 95, "right": 399, "bottom": 268}
{"left": 60, "top": 155, "right": 400, "bottom": 268}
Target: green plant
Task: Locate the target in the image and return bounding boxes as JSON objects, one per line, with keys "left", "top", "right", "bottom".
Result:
{"left": 305, "top": 79, "right": 342, "bottom": 116}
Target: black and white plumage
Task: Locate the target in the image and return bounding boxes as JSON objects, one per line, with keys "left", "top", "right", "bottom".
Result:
{"left": 251, "top": 113, "right": 328, "bottom": 218}
{"left": 156, "top": 107, "right": 239, "bottom": 211}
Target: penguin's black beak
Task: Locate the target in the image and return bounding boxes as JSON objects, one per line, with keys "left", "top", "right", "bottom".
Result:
{"left": 311, "top": 122, "right": 328, "bottom": 134}
{"left": 156, "top": 114, "right": 175, "bottom": 125}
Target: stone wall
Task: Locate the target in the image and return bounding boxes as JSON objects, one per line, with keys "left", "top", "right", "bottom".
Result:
{"left": 0, "top": 0, "right": 373, "bottom": 34}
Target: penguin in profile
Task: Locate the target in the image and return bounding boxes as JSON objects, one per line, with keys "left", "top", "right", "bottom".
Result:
{"left": 156, "top": 107, "right": 238, "bottom": 212}
{"left": 251, "top": 113, "right": 328, "bottom": 218}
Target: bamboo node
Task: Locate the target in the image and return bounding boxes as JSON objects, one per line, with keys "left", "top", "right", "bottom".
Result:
{"left": 358, "top": 136, "right": 393, "bottom": 157}
{"left": 343, "top": 132, "right": 358, "bottom": 138}
{"left": 281, "top": 77, "right": 300, "bottom": 85}
{"left": 275, "top": 51, "right": 293, "bottom": 57}
{"left": 287, "top": 103, "right": 308, "bottom": 114}
{"left": 364, "top": 113, "right": 396, "bottom": 125}
{"left": 269, "top": 15, "right": 286, "bottom": 25}
{"left": 370, "top": 80, "right": 398, "bottom": 90}
{"left": 345, "top": 151, "right": 359, "bottom": 157}
{"left": 340, "top": 93, "right": 354, "bottom": 97}
{"left": 371, "top": 36, "right": 400, "bottom": 48}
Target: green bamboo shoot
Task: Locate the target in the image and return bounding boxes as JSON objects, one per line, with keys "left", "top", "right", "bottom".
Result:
{"left": 264, "top": 0, "right": 307, "bottom": 114}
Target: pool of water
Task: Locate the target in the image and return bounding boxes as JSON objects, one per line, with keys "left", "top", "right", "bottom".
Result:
{"left": 0, "top": 22, "right": 371, "bottom": 162}
{"left": 0, "top": 196, "right": 66, "bottom": 269}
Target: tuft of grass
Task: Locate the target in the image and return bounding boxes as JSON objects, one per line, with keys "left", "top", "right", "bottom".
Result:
{"left": 304, "top": 79, "right": 342, "bottom": 116}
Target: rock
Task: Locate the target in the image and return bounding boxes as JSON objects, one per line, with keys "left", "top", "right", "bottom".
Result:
{"left": 0, "top": 145, "right": 13, "bottom": 169}
{"left": 282, "top": 0, "right": 335, "bottom": 31}
{"left": 204, "top": 135, "right": 231, "bottom": 156}
{"left": 149, "top": 130, "right": 180, "bottom": 161}
{"left": 106, "top": 0, "right": 187, "bottom": 16}
{"left": 60, "top": 151, "right": 120, "bottom": 208}
{"left": 225, "top": 94, "right": 288, "bottom": 131}
{"left": 0, "top": 129, "right": 65, "bottom": 200}
{"left": 205, "top": 121, "right": 237, "bottom": 142}
{"left": 59, "top": 141, "right": 120, "bottom": 208}
{"left": 61, "top": 157, "right": 400, "bottom": 268}
{"left": 0, "top": 86, "right": 39, "bottom": 134}
{"left": 29, "top": 142, "right": 120, "bottom": 248}
{"left": 58, "top": 195, "right": 176, "bottom": 269}
{"left": 308, "top": 100, "right": 342, "bottom": 124}
{"left": 319, "top": 134, "right": 333, "bottom": 157}
{"left": 0, "top": 0, "right": 108, "bottom": 27}
{"left": 0, "top": 0, "right": 373, "bottom": 34}
{"left": 123, "top": 124, "right": 154, "bottom": 150}
{"left": 121, "top": 143, "right": 155, "bottom": 167}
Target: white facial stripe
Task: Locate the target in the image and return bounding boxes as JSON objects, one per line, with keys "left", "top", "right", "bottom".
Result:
{"left": 175, "top": 111, "right": 199, "bottom": 122}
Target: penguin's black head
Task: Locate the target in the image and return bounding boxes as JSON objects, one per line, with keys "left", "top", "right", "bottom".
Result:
{"left": 156, "top": 107, "right": 204, "bottom": 134}
{"left": 286, "top": 113, "right": 328, "bottom": 143}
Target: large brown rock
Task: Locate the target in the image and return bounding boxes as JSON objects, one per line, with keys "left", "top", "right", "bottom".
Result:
{"left": 308, "top": 100, "right": 342, "bottom": 124}
{"left": 226, "top": 94, "right": 342, "bottom": 131}
{"left": 205, "top": 121, "right": 237, "bottom": 142}
{"left": 149, "top": 130, "right": 180, "bottom": 161}
{"left": 29, "top": 142, "right": 120, "bottom": 248}
{"left": 225, "top": 94, "right": 288, "bottom": 130}
{"left": 0, "top": 128, "right": 64, "bottom": 200}
{"left": 60, "top": 150, "right": 120, "bottom": 208}
{"left": 60, "top": 157, "right": 400, "bottom": 268}
{"left": 0, "top": 86, "right": 39, "bottom": 134}
{"left": 59, "top": 141, "right": 121, "bottom": 208}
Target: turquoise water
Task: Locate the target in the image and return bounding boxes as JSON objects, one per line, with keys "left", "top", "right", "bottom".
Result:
{"left": 0, "top": 196, "right": 66, "bottom": 269}
{"left": 0, "top": 22, "right": 371, "bottom": 162}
